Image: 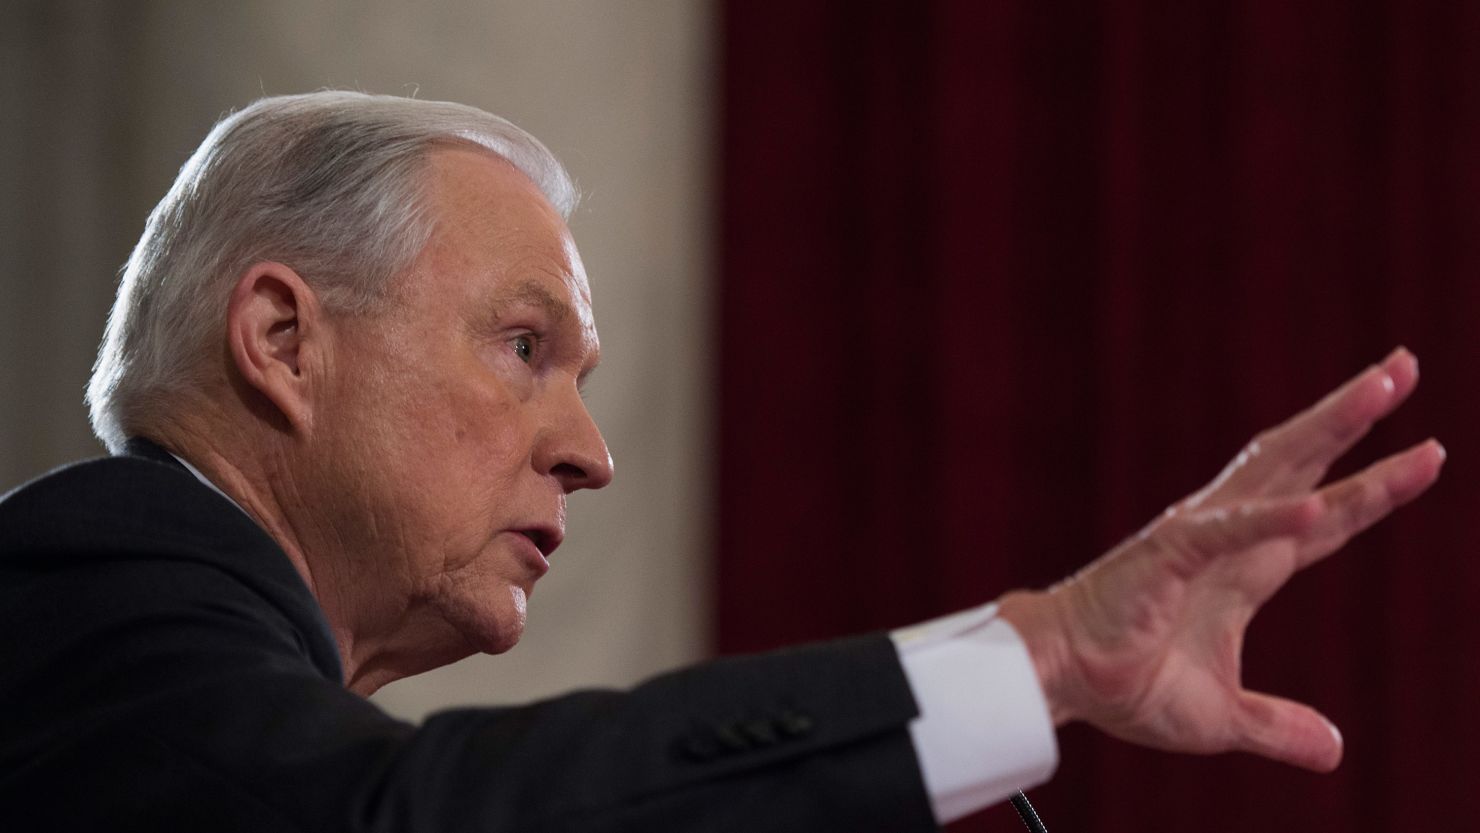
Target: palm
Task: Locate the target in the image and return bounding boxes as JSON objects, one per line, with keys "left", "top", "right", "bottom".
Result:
{"left": 1062, "top": 521, "right": 1301, "bottom": 756}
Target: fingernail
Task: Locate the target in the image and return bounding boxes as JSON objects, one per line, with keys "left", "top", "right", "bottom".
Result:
{"left": 1433, "top": 439, "right": 1447, "bottom": 463}
{"left": 1323, "top": 716, "right": 1343, "bottom": 748}
{"left": 1381, "top": 346, "right": 1416, "bottom": 377}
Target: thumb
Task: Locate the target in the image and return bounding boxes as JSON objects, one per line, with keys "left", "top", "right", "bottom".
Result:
{"left": 1234, "top": 689, "right": 1344, "bottom": 772}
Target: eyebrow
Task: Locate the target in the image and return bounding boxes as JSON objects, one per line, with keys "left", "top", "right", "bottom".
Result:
{"left": 487, "top": 280, "right": 572, "bottom": 325}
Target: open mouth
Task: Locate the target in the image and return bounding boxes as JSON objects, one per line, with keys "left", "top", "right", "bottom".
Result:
{"left": 518, "top": 529, "right": 554, "bottom": 557}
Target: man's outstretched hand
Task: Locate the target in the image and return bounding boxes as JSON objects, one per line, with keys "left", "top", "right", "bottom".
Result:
{"left": 998, "top": 347, "right": 1444, "bottom": 772}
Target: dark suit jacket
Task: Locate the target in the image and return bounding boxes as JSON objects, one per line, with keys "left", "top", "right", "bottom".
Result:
{"left": 0, "top": 440, "right": 937, "bottom": 832}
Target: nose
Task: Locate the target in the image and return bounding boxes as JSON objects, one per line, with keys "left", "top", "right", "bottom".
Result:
{"left": 539, "top": 387, "right": 614, "bottom": 493}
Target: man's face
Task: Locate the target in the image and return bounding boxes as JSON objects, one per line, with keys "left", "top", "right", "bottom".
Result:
{"left": 309, "top": 146, "right": 612, "bottom": 661}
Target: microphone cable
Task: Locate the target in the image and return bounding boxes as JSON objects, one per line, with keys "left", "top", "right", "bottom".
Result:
{"left": 1010, "top": 790, "right": 1048, "bottom": 833}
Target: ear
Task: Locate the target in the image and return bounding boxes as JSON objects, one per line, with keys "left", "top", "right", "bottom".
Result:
{"left": 226, "top": 262, "right": 323, "bottom": 433}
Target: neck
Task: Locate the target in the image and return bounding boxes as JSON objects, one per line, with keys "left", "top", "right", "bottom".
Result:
{"left": 150, "top": 416, "right": 474, "bottom": 696}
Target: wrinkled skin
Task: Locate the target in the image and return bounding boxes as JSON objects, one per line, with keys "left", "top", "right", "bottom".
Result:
{"left": 192, "top": 146, "right": 613, "bottom": 695}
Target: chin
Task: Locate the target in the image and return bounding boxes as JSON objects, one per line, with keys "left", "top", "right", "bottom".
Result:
{"left": 465, "top": 622, "right": 524, "bottom": 655}
{"left": 442, "top": 585, "right": 528, "bottom": 656}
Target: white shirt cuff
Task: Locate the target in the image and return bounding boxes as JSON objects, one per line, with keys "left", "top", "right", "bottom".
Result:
{"left": 892, "top": 603, "right": 1058, "bottom": 824}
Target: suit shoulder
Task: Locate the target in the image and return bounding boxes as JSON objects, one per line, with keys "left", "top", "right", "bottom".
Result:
{"left": 0, "top": 454, "right": 255, "bottom": 558}
{"left": 0, "top": 453, "right": 344, "bottom": 681}
{"left": 3, "top": 451, "right": 192, "bottom": 499}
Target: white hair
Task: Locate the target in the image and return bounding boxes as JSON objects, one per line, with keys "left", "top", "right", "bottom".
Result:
{"left": 86, "top": 91, "right": 578, "bottom": 453}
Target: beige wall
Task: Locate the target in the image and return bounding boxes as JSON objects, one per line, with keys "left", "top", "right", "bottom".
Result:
{"left": 0, "top": 1, "right": 714, "bottom": 719}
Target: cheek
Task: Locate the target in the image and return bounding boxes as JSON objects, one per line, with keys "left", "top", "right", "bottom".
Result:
{"left": 326, "top": 351, "right": 537, "bottom": 549}
{"left": 405, "top": 392, "right": 534, "bottom": 547}
{"left": 448, "top": 388, "right": 530, "bottom": 469}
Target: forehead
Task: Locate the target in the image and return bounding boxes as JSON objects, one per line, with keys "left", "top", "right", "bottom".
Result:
{"left": 412, "top": 146, "right": 594, "bottom": 330}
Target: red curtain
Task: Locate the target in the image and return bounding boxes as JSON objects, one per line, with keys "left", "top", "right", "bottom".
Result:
{"left": 719, "top": 2, "right": 1480, "bottom": 830}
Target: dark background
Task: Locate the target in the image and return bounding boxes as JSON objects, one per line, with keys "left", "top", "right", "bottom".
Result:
{"left": 719, "top": 2, "right": 1480, "bottom": 830}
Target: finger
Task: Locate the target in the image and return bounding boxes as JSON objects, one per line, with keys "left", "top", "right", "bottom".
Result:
{"left": 1294, "top": 438, "right": 1446, "bottom": 569}
{"left": 1234, "top": 690, "right": 1343, "bottom": 772}
{"left": 1172, "top": 496, "right": 1321, "bottom": 573}
{"left": 1195, "top": 348, "right": 1419, "bottom": 504}
{"left": 1381, "top": 345, "right": 1421, "bottom": 400}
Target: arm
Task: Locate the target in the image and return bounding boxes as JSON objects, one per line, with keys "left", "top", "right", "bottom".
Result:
{"left": 0, "top": 457, "right": 940, "bottom": 833}
{"left": 0, "top": 560, "right": 938, "bottom": 833}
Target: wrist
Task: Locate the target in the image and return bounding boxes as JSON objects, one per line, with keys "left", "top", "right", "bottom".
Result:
{"left": 996, "top": 589, "right": 1077, "bottom": 727}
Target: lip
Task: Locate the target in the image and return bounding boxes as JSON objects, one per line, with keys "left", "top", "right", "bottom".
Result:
{"left": 510, "top": 526, "right": 562, "bottom": 577}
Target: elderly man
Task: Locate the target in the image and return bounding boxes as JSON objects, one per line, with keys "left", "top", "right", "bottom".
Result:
{"left": 0, "top": 92, "right": 1444, "bottom": 831}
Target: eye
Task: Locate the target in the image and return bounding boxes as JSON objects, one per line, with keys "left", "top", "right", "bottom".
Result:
{"left": 512, "top": 334, "right": 536, "bottom": 364}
